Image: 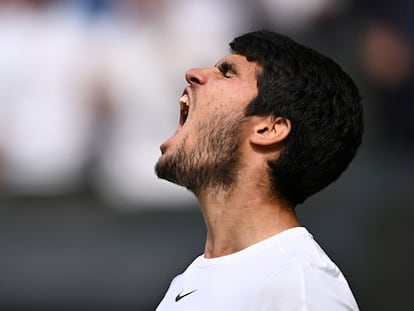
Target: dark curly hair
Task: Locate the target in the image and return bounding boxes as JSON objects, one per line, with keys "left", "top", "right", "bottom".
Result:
{"left": 230, "top": 30, "right": 364, "bottom": 206}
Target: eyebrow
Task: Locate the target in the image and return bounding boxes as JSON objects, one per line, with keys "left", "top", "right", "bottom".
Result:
{"left": 215, "top": 60, "right": 239, "bottom": 75}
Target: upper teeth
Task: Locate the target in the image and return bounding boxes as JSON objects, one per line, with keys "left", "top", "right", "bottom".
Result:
{"left": 179, "top": 94, "right": 189, "bottom": 108}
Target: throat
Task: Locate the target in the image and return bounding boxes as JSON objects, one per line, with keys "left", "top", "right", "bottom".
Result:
{"left": 201, "top": 198, "right": 300, "bottom": 259}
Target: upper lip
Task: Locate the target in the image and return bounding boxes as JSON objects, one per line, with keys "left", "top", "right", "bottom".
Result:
{"left": 182, "top": 86, "right": 191, "bottom": 97}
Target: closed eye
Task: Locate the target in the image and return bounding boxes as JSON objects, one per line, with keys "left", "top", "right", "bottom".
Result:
{"left": 217, "top": 61, "right": 237, "bottom": 78}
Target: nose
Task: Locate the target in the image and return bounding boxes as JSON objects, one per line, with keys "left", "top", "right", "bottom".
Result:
{"left": 185, "top": 68, "right": 207, "bottom": 85}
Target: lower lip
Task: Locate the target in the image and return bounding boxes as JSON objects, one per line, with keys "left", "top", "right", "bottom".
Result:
{"left": 160, "top": 126, "right": 182, "bottom": 154}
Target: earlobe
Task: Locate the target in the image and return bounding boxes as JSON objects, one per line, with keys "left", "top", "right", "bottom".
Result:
{"left": 249, "top": 116, "right": 291, "bottom": 146}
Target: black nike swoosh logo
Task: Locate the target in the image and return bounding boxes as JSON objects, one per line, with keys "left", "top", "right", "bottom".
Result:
{"left": 175, "top": 289, "right": 197, "bottom": 302}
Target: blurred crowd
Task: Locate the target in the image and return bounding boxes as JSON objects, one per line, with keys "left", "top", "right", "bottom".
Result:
{"left": 0, "top": 0, "right": 412, "bottom": 208}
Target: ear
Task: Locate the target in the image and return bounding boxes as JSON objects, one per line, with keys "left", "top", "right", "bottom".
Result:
{"left": 249, "top": 116, "right": 291, "bottom": 146}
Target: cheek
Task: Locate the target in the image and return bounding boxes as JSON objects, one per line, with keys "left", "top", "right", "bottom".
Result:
{"left": 227, "top": 85, "right": 257, "bottom": 111}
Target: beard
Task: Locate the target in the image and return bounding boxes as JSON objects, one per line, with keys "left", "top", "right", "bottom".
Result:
{"left": 155, "top": 114, "right": 245, "bottom": 195}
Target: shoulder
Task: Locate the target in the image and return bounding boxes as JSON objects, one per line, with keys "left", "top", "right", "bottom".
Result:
{"left": 258, "top": 228, "right": 359, "bottom": 310}
{"left": 259, "top": 261, "right": 358, "bottom": 310}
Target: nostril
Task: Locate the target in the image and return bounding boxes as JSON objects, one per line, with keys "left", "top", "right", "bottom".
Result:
{"left": 185, "top": 68, "right": 205, "bottom": 85}
{"left": 190, "top": 77, "right": 200, "bottom": 84}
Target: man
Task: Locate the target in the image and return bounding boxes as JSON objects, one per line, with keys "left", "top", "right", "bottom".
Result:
{"left": 155, "top": 30, "right": 363, "bottom": 310}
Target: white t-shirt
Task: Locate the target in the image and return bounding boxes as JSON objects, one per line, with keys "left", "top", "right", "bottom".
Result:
{"left": 156, "top": 227, "right": 359, "bottom": 311}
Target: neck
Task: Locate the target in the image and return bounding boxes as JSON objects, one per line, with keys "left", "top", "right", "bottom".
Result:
{"left": 197, "top": 184, "right": 300, "bottom": 259}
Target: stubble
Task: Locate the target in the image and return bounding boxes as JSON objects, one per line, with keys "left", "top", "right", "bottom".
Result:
{"left": 155, "top": 114, "right": 246, "bottom": 195}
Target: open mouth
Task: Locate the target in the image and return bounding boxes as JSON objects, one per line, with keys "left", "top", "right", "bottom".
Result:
{"left": 179, "top": 94, "right": 189, "bottom": 126}
{"left": 159, "top": 92, "right": 190, "bottom": 154}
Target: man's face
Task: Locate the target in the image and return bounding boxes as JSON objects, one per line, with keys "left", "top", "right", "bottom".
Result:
{"left": 155, "top": 54, "right": 259, "bottom": 194}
